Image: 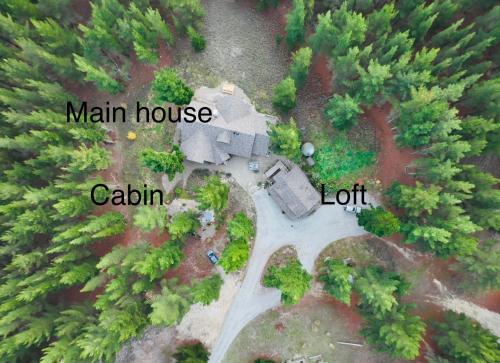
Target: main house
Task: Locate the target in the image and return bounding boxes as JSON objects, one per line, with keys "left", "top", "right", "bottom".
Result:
{"left": 265, "top": 160, "right": 322, "bottom": 220}
{"left": 178, "top": 84, "right": 276, "bottom": 164}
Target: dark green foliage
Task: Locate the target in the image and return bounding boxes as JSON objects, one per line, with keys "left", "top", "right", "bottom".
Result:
{"left": 319, "top": 259, "right": 354, "bottom": 304}
{"left": 289, "top": 46, "right": 312, "bottom": 88}
{"left": 268, "top": 118, "right": 302, "bottom": 161}
{"left": 454, "top": 240, "right": 500, "bottom": 292}
{"left": 357, "top": 206, "right": 400, "bottom": 237}
{"left": 257, "top": 0, "right": 280, "bottom": 11}
{"left": 324, "top": 93, "right": 362, "bottom": 130}
{"left": 285, "top": 0, "right": 306, "bottom": 48}
{"left": 168, "top": 211, "right": 200, "bottom": 240}
{"left": 433, "top": 312, "right": 500, "bottom": 363}
{"left": 219, "top": 238, "right": 250, "bottom": 273}
{"left": 361, "top": 304, "right": 426, "bottom": 360}
{"left": 152, "top": 68, "right": 194, "bottom": 106}
{"left": 140, "top": 145, "right": 185, "bottom": 180}
{"left": 312, "top": 134, "right": 375, "bottom": 188}
{"left": 227, "top": 212, "right": 255, "bottom": 241}
{"left": 187, "top": 26, "right": 206, "bottom": 52}
{"left": 173, "top": 342, "right": 209, "bottom": 363}
{"left": 163, "top": 0, "right": 205, "bottom": 34}
{"left": 191, "top": 274, "right": 223, "bottom": 305}
{"left": 263, "top": 259, "right": 312, "bottom": 305}
{"left": 196, "top": 176, "right": 230, "bottom": 212}
{"left": 272, "top": 77, "right": 297, "bottom": 112}
{"left": 355, "top": 267, "right": 401, "bottom": 317}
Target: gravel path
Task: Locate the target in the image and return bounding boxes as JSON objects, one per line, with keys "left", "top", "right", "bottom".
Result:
{"left": 175, "top": 0, "right": 288, "bottom": 111}
{"left": 209, "top": 187, "right": 372, "bottom": 363}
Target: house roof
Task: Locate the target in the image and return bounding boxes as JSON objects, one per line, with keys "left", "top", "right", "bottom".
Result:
{"left": 179, "top": 85, "right": 276, "bottom": 164}
{"left": 267, "top": 161, "right": 321, "bottom": 220}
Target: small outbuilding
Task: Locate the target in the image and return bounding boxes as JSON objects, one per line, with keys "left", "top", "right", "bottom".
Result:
{"left": 265, "top": 160, "right": 321, "bottom": 220}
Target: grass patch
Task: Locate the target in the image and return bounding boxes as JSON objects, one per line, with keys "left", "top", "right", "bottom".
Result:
{"left": 310, "top": 132, "right": 376, "bottom": 191}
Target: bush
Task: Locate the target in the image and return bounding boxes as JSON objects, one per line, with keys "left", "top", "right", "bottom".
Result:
{"left": 219, "top": 238, "right": 250, "bottom": 273}
{"left": 263, "top": 259, "right": 312, "bottom": 305}
{"left": 173, "top": 342, "right": 209, "bottom": 362}
{"left": 357, "top": 206, "right": 400, "bottom": 237}
{"left": 319, "top": 259, "right": 354, "bottom": 304}
{"left": 433, "top": 311, "right": 500, "bottom": 363}
{"left": 191, "top": 274, "right": 223, "bottom": 305}
{"left": 227, "top": 212, "right": 255, "bottom": 241}
{"left": 289, "top": 46, "right": 312, "bottom": 88}
{"left": 140, "top": 145, "right": 185, "bottom": 180}
{"left": 187, "top": 26, "right": 206, "bottom": 52}
{"left": 168, "top": 211, "right": 200, "bottom": 240}
{"left": 272, "top": 77, "right": 297, "bottom": 112}
{"left": 268, "top": 118, "right": 302, "bottom": 161}
{"left": 324, "top": 93, "right": 362, "bottom": 130}
{"left": 133, "top": 206, "right": 168, "bottom": 232}
{"left": 152, "top": 68, "right": 193, "bottom": 105}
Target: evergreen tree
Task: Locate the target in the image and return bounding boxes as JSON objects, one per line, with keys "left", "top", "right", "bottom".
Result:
{"left": 285, "top": 0, "right": 306, "bottom": 49}
{"left": 289, "top": 46, "right": 312, "bottom": 88}
{"left": 355, "top": 267, "right": 399, "bottom": 317}
{"left": 324, "top": 93, "right": 362, "bottom": 130}
{"left": 272, "top": 77, "right": 297, "bottom": 112}
{"left": 74, "top": 55, "right": 123, "bottom": 94}
{"left": 357, "top": 206, "right": 400, "bottom": 237}
{"left": 227, "top": 212, "right": 255, "bottom": 241}
{"left": 133, "top": 206, "right": 168, "bottom": 232}
{"left": 167, "top": 211, "right": 200, "bottom": 240}
{"left": 361, "top": 304, "right": 425, "bottom": 360}
{"left": 268, "top": 118, "right": 302, "bottom": 160}
{"left": 173, "top": 342, "right": 209, "bottom": 363}
{"left": 433, "top": 312, "right": 500, "bottom": 363}
{"left": 319, "top": 259, "right": 354, "bottom": 305}
{"left": 196, "top": 176, "right": 229, "bottom": 212}
{"left": 191, "top": 274, "right": 223, "bottom": 305}
{"left": 219, "top": 238, "right": 250, "bottom": 273}
{"left": 263, "top": 259, "right": 312, "bottom": 305}
{"left": 152, "top": 68, "right": 194, "bottom": 106}
{"left": 454, "top": 240, "right": 500, "bottom": 292}
{"left": 140, "top": 145, "right": 185, "bottom": 180}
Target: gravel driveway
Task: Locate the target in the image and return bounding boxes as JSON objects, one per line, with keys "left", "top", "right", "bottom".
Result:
{"left": 209, "top": 185, "right": 372, "bottom": 363}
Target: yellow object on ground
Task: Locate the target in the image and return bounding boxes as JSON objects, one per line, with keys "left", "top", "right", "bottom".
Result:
{"left": 127, "top": 131, "right": 137, "bottom": 140}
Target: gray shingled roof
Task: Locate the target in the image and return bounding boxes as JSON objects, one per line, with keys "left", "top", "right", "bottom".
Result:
{"left": 267, "top": 161, "right": 321, "bottom": 220}
{"left": 179, "top": 85, "right": 276, "bottom": 164}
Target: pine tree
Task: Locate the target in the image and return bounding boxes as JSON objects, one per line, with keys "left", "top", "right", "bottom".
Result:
{"left": 319, "top": 259, "right": 354, "bottom": 304}
{"left": 263, "top": 259, "right": 312, "bottom": 305}
{"left": 433, "top": 312, "right": 500, "bottom": 363}
{"left": 272, "top": 77, "right": 297, "bottom": 112}
{"left": 74, "top": 55, "right": 123, "bottom": 94}
{"left": 196, "top": 176, "right": 229, "bottom": 212}
{"left": 289, "top": 46, "right": 312, "bottom": 88}
{"left": 285, "top": 0, "right": 306, "bottom": 48}
{"left": 361, "top": 304, "right": 425, "bottom": 360}
{"left": 167, "top": 211, "right": 200, "bottom": 240}
{"left": 133, "top": 206, "right": 168, "bottom": 232}
{"left": 268, "top": 118, "right": 302, "bottom": 160}
{"left": 324, "top": 93, "right": 362, "bottom": 130}
{"left": 152, "top": 68, "right": 194, "bottom": 106}
{"left": 140, "top": 145, "right": 185, "bottom": 180}
{"left": 191, "top": 274, "right": 223, "bottom": 305}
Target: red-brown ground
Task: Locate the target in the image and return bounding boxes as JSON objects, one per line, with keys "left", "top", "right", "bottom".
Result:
{"left": 362, "top": 104, "right": 418, "bottom": 189}
{"left": 311, "top": 54, "right": 334, "bottom": 95}
{"left": 165, "top": 235, "right": 215, "bottom": 285}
